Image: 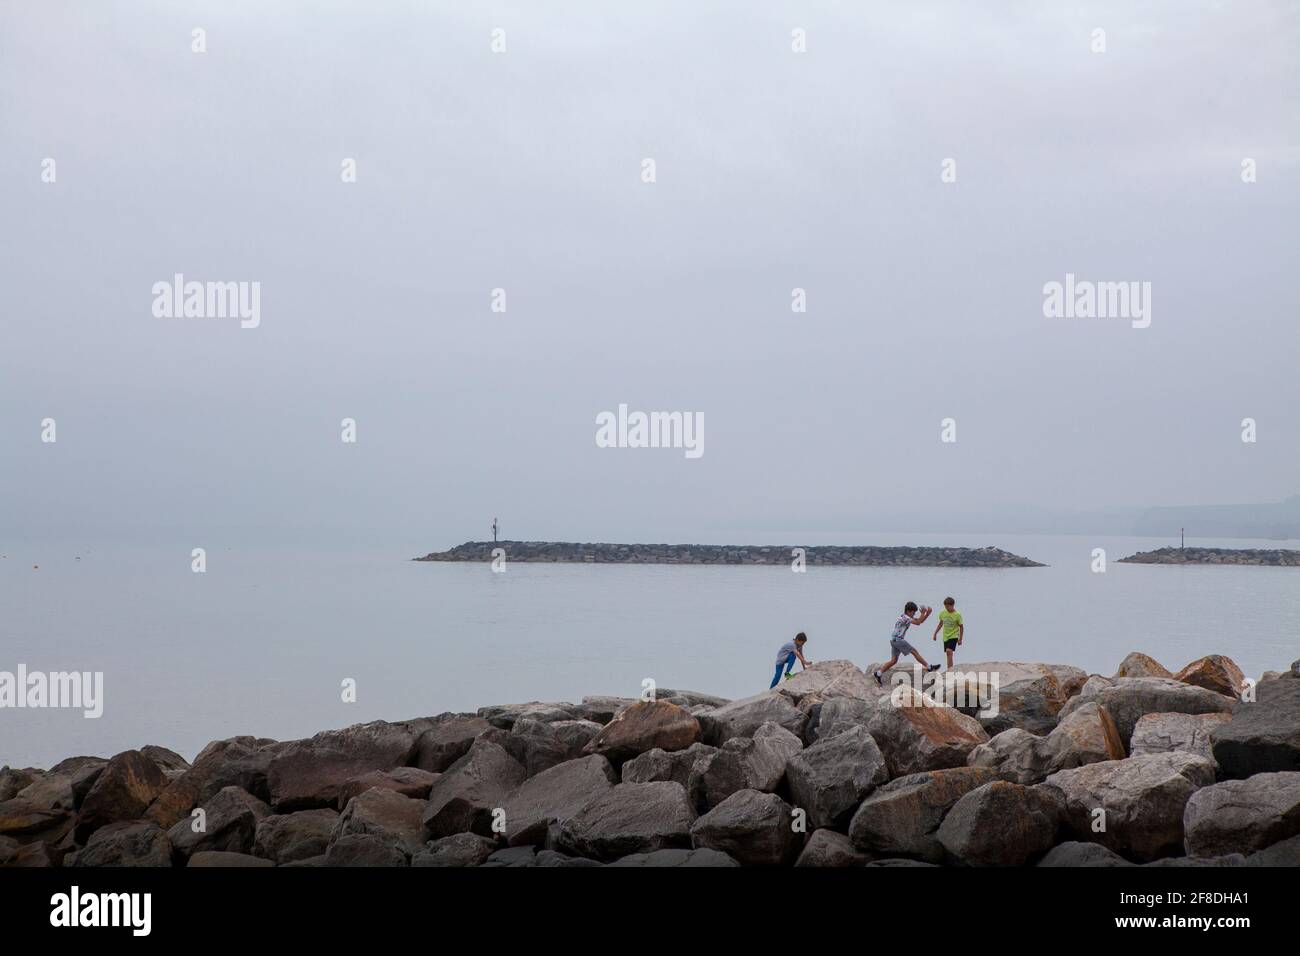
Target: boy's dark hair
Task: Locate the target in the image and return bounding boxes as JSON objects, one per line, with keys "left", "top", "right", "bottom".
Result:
{"left": 904, "top": 602, "right": 918, "bottom": 614}
{"left": 944, "top": 597, "right": 955, "bottom": 606}
{"left": 794, "top": 632, "right": 807, "bottom": 643}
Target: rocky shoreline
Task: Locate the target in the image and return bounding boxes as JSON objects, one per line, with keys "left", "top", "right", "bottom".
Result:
{"left": 3, "top": 652, "right": 1297, "bottom": 868}
{"left": 1119, "top": 547, "right": 1300, "bottom": 566}
{"left": 415, "top": 540, "right": 1045, "bottom": 567}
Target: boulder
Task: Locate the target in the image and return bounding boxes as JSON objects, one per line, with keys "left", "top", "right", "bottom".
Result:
{"left": 536, "top": 849, "right": 603, "bottom": 867}
{"left": 1115, "top": 652, "right": 1173, "bottom": 679}
{"left": 1130, "top": 712, "right": 1233, "bottom": 762}
{"left": 607, "top": 847, "right": 740, "bottom": 867}
{"left": 477, "top": 702, "right": 580, "bottom": 731}
{"left": 0, "top": 801, "right": 74, "bottom": 847}
{"left": 1244, "top": 833, "right": 1300, "bottom": 866}
{"left": 936, "top": 781, "right": 1061, "bottom": 866}
{"left": 583, "top": 700, "right": 701, "bottom": 763}
{"left": 480, "top": 846, "right": 538, "bottom": 867}
{"left": 267, "top": 721, "right": 416, "bottom": 810}
{"left": 867, "top": 686, "right": 988, "bottom": 777}
{"left": 197, "top": 744, "right": 283, "bottom": 805}
{"left": 2, "top": 841, "right": 57, "bottom": 867}
{"left": 575, "top": 696, "right": 637, "bottom": 723}
{"left": 1040, "top": 752, "right": 1216, "bottom": 862}
{"left": 1183, "top": 772, "right": 1300, "bottom": 857}
{"left": 71, "top": 821, "right": 172, "bottom": 867}
{"left": 188, "top": 851, "right": 273, "bottom": 867}
{"left": 334, "top": 787, "right": 427, "bottom": 857}
{"left": 76, "top": 750, "right": 169, "bottom": 842}
{"left": 146, "top": 739, "right": 262, "bottom": 829}
{"left": 139, "top": 746, "right": 190, "bottom": 776}
{"left": 252, "top": 808, "right": 337, "bottom": 864}
{"left": 322, "top": 833, "right": 407, "bottom": 866}
{"left": 1211, "top": 676, "right": 1300, "bottom": 776}
{"left": 621, "top": 743, "right": 717, "bottom": 787}
{"left": 774, "top": 660, "right": 877, "bottom": 713}
{"left": 1175, "top": 655, "right": 1247, "bottom": 699}
{"left": 166, "top": 786, "right": 270, "bottom": 859}
{"left": 950, "top": 661, "right": 1087, "bottom": 736}
{"left": 412, "top": 715, "right": 492, "bottom": 772}
{"left": 848, "top": 767, "right": 1000, "bottom": 863}
{"left": 0, "top": 768, "right": 40, "bottom": 803}
{"left": 695, "top": 691, "right": 809, "bottom": 746}
{"left": 422, "top": 738, "right": 526, "bottom": 839}
{"left": 785, "top": 727, "right": 888, "bottom": 830}
{"left": 967, "top": 702, "right": 1124, "bottom": 784}
{"left": 655, "top": 689, "right": 730, "bottom": 709}
{"left": 510, "top": 718, "right": 604, "bottom": 776}
{"left": 555, "top": 782, "right": 694, "bottom": 861}
{"left": 690, "top": 789, "right": 800, "bottom": 867}
{"left": 336, "top": 767, "right": 438, "bottom": 808}
{"left": 1057, "top": 677, "right": 1236, "bottom": 750}
{"left": 795, "top": 828, "right": 868, "bottom": 868}
{"left": 1037, "top": 841, "right": 1134, "bottom": 867}
{"left": 413, "top": 833, "right": 499, "bottom": 867}
{"left": 502, "top": 754, "right": 617, "bottom": 846}
{"left": 809, "top": 697, "right": 874, "bottom": 744}
{"left": 688, "top": 722, "right": 802, "bottom": 811}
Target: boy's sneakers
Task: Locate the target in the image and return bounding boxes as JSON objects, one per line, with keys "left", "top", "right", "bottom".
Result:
{"left": 872, "top": 670, "right": 883, "bottom": 686}
{"left": 783, "top": 672, "right": 795, "bottom": 681}
{"left": 927, "top": 664, "right": 941, "bottom": 673}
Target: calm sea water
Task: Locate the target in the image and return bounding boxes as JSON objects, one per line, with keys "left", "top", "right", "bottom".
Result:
{"left": 2, "top": 532, "right": 1297, "bottom": 768}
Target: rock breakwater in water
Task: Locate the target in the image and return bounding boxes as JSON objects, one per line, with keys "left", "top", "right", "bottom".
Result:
{"left": 3, "top": 653, "right": 1297, "bottom": 868}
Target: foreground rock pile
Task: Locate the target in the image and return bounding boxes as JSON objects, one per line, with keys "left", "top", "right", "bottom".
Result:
{"left": 415, "top": 541, "right": 1045, "bottom": 567}
{"left": 3, "top": 657, "right": 1297, "bottom": 868}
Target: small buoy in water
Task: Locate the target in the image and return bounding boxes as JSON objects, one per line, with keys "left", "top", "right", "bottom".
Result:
{"left": 75, "top": 556, "right": 81, "bottom": 560}
{"left": 33, "top": 565, "right": 39, "bottom": 570}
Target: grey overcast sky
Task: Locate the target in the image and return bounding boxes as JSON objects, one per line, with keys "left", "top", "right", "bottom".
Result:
{"left": 2, "top": 1, "right": 1298, "bottom": 547}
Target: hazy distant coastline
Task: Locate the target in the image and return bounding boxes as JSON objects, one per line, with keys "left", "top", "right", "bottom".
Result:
{"left": 414, "top": 541, "right": 1045, "bottom": 567}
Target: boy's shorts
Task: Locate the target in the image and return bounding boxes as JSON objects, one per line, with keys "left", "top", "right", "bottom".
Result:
{"left": 943, "top": 638, "right": 959, "bottom": 651}
{"left": 889, "top": 637, "right": 916, "bottom": 656}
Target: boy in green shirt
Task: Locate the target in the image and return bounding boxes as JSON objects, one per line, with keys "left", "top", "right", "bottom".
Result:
{"left": 932, "top": 596, "right": 964, "bottom": 669}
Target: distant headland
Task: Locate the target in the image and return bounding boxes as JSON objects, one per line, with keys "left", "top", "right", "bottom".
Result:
{"left": 1119, "top": 547, "right": 1300, "bottom": 567}
{"left": 413, "top": 541, "right": 1045, "bottom": 567}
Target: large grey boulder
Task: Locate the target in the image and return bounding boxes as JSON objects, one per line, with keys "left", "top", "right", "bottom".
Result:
{"left": 785, "top": 727, "right": 888, "bottom": 830}
{"left": 867, "top": 687, "right": 988, "bottom": 777}
{"left": 1040, "top": 752, "right": 1216, "bottom": 862}
{"left": 187, "top": 851, "right": 274, "bottom": 867}
{"left": 333, "top": 787, "right": 427, "bottom": 857}
{"left": 252, "top": 808, "right": 337, "bottom": 864}
{"left": 75, "top": 750, "right": 169, "bottom": 842}
{"left": 266, "top": 721, "right": 416, "bottom": 810}
{"left": 511, "top": 718, "right": 604, "bottom": 776}
{"left": 574, "top": 696, "right": 637, "bottom": 724}
{"left": 422, "top": 738, "right": 526, "bottom": 839}
{"left": 967, "top": 702, "right": 1125, "bottom": 784}
{"left": 502, "top": 754, "right": 617, "bottom": 846}
{"left": 336, "top": 767, "right": 438, "bottom": 808}
{"left": 14, "top": 758, "right": 107, "bottom": 812}
{"left": 166, "top": 786, "right": 270, "bottom": 859}
{"left": 795, "top": 828, "right": 868, "bottom": 868}
{"left": 71, "top": 821, "right": 172, "bottom": 867}
{"left": 322, "top": 833, "right": 407, "bottom": 866}
{"left": 688, "top": 722, "right": 802, "bottom": 811}
{"left": 1037, "top": 841, "right": 1135, "bottom": 867}
{"left": 477, "top": 701, "right": 581, "bottom": 731}
{"left": 413, "top": 833, "right": 499, "bottom": 867}
{"left": 690, "top": 789, "right": 800, "bottom": 867}
{"left": 146, "top": 738, "right": 268, "bottom": 829}
{"left": 947, "top": 661, "right": 1087, "bottom": 736}
{"left": 411, "top": 715, "right": 492, "bottom": 772}
{"left": 621, "top": 743, "right": 717, "bottom": 787}
{"left": 848, "top": 767, "right": 1000, "bottom": 863}
{"left": 1211, "top": 677, "right": 1300, "bottom": 776}
{"left": 774, "top": 660, "right": 877, "bottom": 713}
{"left": 583, "top": 701, "right": 701, "bottom": 763}
{"left": 695, "top": 691, "right": 809, "bottom": 746}
{"left": 1244, "top": 833, "right": 1300, "bottom": 866}
{"left": 935, "top": 781, "right": 1061, "bottom": 866}
{"left": 607, "top": 847, "right": 740, "bottom": 867}
{"left": 809, "top": 698, "right": 874, "bottom": 744}
{"left": 0, "top": 767, "right": 41, "bottom": 803}
{"left": 1130, "top": 712, "right": 1233, "bottom": 762}
{"left": 1183, "top": 772, "right": 1300, "bottom": 858}
{"left": 1057, "top": 678, "right": 1235, "bottom": 751}
{"left": 555, "top": 782, "right": 694, "bottom": 861}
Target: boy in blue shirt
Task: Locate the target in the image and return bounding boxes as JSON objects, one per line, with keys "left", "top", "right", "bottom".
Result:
{"left": 770, "top": 632, "right": 811, "bottom": 687}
